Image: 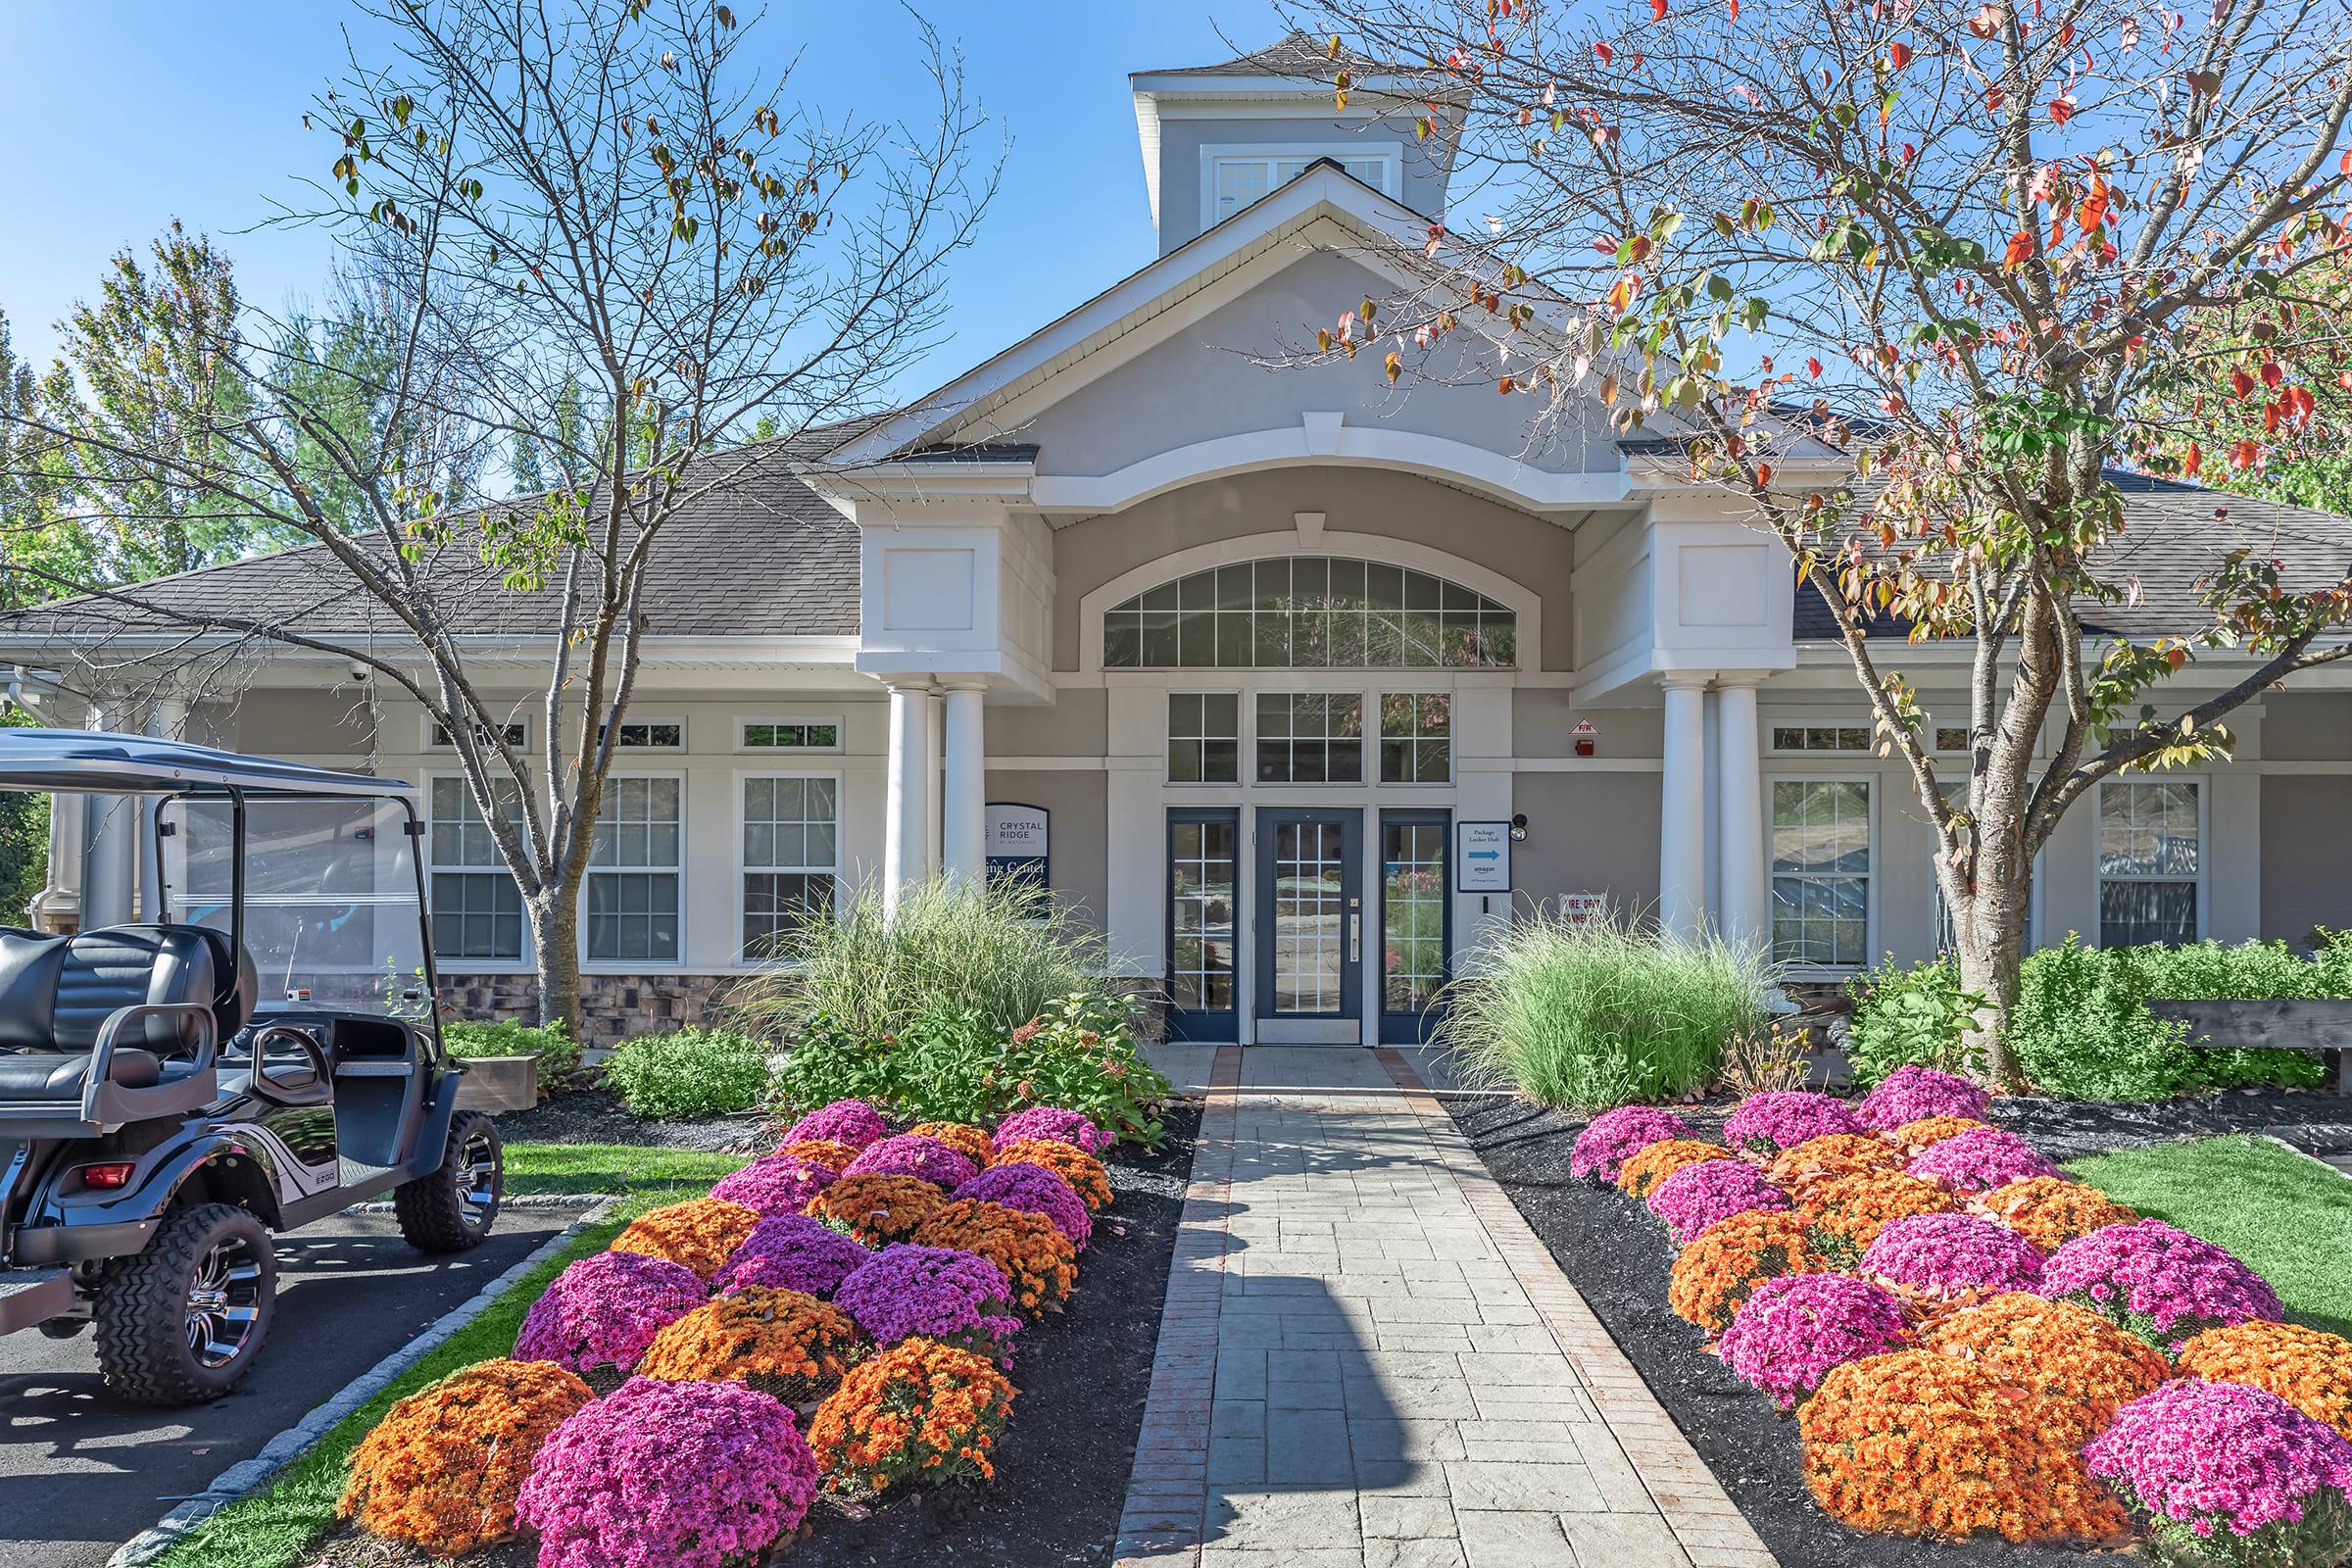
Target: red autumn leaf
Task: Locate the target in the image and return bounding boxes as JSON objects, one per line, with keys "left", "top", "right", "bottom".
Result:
{"left": 2259, "top": 360, "right": 2283, "bottom": 389}
{"left": 1807, "top": 357, "right": 1824, "bottom": 378}
{"left": 2230, "top": 440, "right": 2258, "bottom": 469}
{"left": 2230, "top": 368, "right": 2256, "bottom": 399}
{"left": 1594, "top": 40, "right": 1614, "bottom": 62}
{"left": 1651, "top": 0, "right": 1669, "bottom": 19}
{"left": 2047, "top": 93, "right": 2076, "bottom": 125}
{"left": 2183, "top": 442, "right": 2202, "bottom": 476}
{"left": 1986, "top": 87, "right": 2007, "bottom": 111}
{"left": 1728, "top": 0, "right": 1739, "bottom": 17}
{"left": 2002, "top": 229, "right": 2037, "bottom": 268}
{"left": 1889, "top": 40, "right": 1913, "bottom": 68}
{"left": 1498, "top": 376, "right": 1516, "bottom": 394}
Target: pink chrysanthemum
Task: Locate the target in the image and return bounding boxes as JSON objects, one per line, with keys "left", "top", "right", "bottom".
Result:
{"left": 1722, "top": 1091, "right": 1863, "bottom": 1152}
{"left": 951, "top": 1162, "right": 1093, "bottom": 1248}
{"left": 514, "top": 1250, "right": 707, "bottom": 1376}
{"left": 2042, "top": 1219, "right": 2283, "bottom": 1348}
{"left": 991, "top": 1105, "right": 1110, "bottom": 1156}
{"left": 1904, "top": 1126, "right": 2059, "bottom": 1194}
{"left": 1856, "top": 1065, "right": 1990, "bottom": 1131}
{"left": 707, "top": 1154, "right": 838, "bottom": 1217}
{"left": 1862, "top": 1211, "right": 2045, "bottom": 1300}
{"left": 1569, "top": 1105, "right": 1696, "bottom": 1183}
{"left": 1719, "top": 1273, "right": 1913, "bottom": 1410}
{"left": 2086, "top": 1379, "right": 2352, "bottom": 1556}
{"left": 843, "top": 1133, "right": 980, "bottom": 1191}
{"left": 1646, "top": 1158, "right": 1789, "bottom": 1247}
{"left": 710, "top": 1214, "right": 875, "bottom": 1298}
{"left": 782, "top": 1099, "right": 888, "bottom": 1150}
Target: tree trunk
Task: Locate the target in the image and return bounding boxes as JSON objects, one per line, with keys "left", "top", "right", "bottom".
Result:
{"left": 1951, "top": 876, "right": 2031, "bottom": 1092}
{"left": 530, "top": 885, "right": 584, "bottom": 1037}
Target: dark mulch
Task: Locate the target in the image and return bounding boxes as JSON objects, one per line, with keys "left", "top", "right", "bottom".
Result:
{"left": 489, "top": 1085, "right": 775, "bottom": 1152}
{"left": 311, "top": 1101, "right": 1201, "bottom": 1568}
{"left": 1442, "top": 1086, "right": 2352, "bottom": 1568}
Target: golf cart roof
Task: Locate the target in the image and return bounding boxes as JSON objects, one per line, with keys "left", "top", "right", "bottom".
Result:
{"left": 0, "top": 730, "right": 410, "bottom": 798}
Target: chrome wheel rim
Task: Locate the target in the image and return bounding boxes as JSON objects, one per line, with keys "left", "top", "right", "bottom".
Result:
{"left": 184, "top": 1236, "right": 265, "bottom": 1370}
{"left": 458, "top": 1130, "right": 500, "bottom": 1227}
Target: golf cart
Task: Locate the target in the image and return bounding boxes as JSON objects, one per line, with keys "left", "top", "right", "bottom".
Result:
{"left": 0, "top": 730, "right": 502, "bottom": 1404}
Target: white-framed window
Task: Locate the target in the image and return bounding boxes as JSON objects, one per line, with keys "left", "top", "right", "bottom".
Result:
{"left": 1771, "top": 777, "right": 1873, "bottom": 968}
{"left": 2097, "top": 778, "right": 2203, "bottom": 947}
{"left": 428, "top": 717, "right": 527, "bottom": 751}
{"left": 737, "top": 717, "right": 842, "bottom": 753}
{"left": 602, "top": 717, "right": 684, "bottom": 751}
{"left": 1167, "top": 693, "right": 1240, "bottom": 785}
{"left": 1254, "top": 693, "right": 1365, "bottom": 784}
{"left": 1202, "top": 145, "right": 1402, "bottom": 228}
{"left": 586, "top": 774, "right": 682, "bottom": 964}
{"left": 740, "top": 773, "right": 839, "bottom": 961}
{"left": 425, "top": 775, "right": 529, "bottom": 964}
{"left": 1768, "top": 723, "right": 1871, "bottom": 755}
{"left": 1378, "top": 692, "right": 1451, "bottom": 784}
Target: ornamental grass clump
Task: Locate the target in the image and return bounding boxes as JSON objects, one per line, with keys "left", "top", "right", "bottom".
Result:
{"left": 834, "top": 1244, "right": 1023, "bottom": 1367}
{"left": 1982, "top": 1176, "right": 2141, "bottom": 1251}
{"left": 777, "top": 1138, "right": 860, "bottom": 1172}
{"left": 909, "top": 1121, "right": 995, "bottom": 1169}
{"left": 1722, "top": 1091, "right": 1865, "bottom": 1152}
{"left": 2085, "top": 1380, "right": 2352, "bottom": 1566}
{"left": 1888, "top": 1114, "right": 1993, "bottom": 1155}
{"left": 952, "top": 1161, "right": 1092, "bottom": 1248}
{"left": 992, "top": 1104, "right": 1109, "bottom": 1156}
{"left": 635, "top": 1286, "right": 866, "bottom": 1408}
{"left": 808, "top": 1339, "right": 1017, "bottom": 1497}
{"left": 916, "top": 1199, "right": 1079, "bottom": 1312}
{"left": 1906, "top": 1126, "right": 2061, "bottom": 1194}
{"left": 843, "top": 1132, "right": 980, "bottom": 1190}
{"left": 708, "top": 1154, "right": 837, "bottom": 1217}
{"left": 610, "top": 1198, "right": 762, "bottom": 1281}
{"left": 1668, "top": 1209, "right": 1826, "bottom": 1336}
{"left": 1765, "top": 1133, "right": 1903, "bottom": 1186}
{"left": 1717, "top": 1274, "right": 1913, "bottom": 1411}
{"left": 711, "top": 1214, "right": 876, "bottom": 1298}
{"left": 806, "top": 1173, "right": 949, "bottom": 1246}
{"left": 1793, "top": 1170, "right": 1960, "bottom": 1263}
{"left": 1646, "top": 1159, "right": 1789, "bottom": 1247}
{"left": 991, "top": 1137, "right": 1113, "bottom": 1211}
{"left": 2043, "top": 1220, "right": 2284, "bottom": 1349}
{"left": 515, "top": 1377, "right": 818, "bottom": 1568}
{"left": 1855, "top": 1065, "right": 1989, "bottom": 1132}
{"left": 1615, "top": 1138, "right": 1734, "bottom": 1201}
{"left": 2179, "top": 1321, "right": 2352, "bottom": 1443}
{"left": 1799, "top": 1350, "right": 2130, "bottom": 1544}
{"left": 1862, "top": 1213, "right": 2046, "bottom": 1302}
{"left": 784, "top": 1099, "right": 889, "bottom": 1151}
{"left": 1568, "top": 1105, "right": 1695, "bottom": 1183}
{"left": 1922, "top": 1293, "right": 2170, "bottom": 1442}
{"left": 339, "top": 1358, "right": 591, "bottom": 1557}
{"left": 514, "top": 1250, "right": 708, "bottom": 1376}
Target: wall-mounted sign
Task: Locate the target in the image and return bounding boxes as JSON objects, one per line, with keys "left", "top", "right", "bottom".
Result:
{"left": 1456, "top": 820, "right": 1512, "bottom": 893}
{"left": 1572, "top": 717, "right": 1599, "bottom": 759}
{"left": 1558, "top": 892, "right": 1608, "bottom": 925}
{"left": 985, "top": 803, "right": 1050, "bottom": 892}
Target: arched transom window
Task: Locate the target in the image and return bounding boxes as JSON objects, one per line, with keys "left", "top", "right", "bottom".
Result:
{"left": 1102, "top": 557, "right": 1518, "bottom": 669}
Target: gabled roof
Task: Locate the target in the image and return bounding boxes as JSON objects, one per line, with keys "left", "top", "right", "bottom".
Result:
{"left": 1139, "top": 29, "right": 1419, "bottom": 80}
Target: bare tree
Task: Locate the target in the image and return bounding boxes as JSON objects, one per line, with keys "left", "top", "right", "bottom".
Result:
{"left": 1279, "top": 0, "right": 2352, "bottom": 1083}
{"left": 3, "top": 0, "right": 992, "bottom": 1029}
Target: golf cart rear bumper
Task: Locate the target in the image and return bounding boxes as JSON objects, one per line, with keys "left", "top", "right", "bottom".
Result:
{"left": 9, "top": 1216, "right": 160, "bottom": 1265}
{"left": 0, "top": 1268, "right": 77, "bottom": 1334}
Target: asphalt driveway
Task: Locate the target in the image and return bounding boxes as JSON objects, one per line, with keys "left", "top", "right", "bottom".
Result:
{"left": 0, "top": 1204, "right": 591, "bottom": 1568}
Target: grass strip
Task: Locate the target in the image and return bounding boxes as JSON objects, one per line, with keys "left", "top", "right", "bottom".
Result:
{"left": 2068, "top": 1134, "right": 2352, "bottom": 1338}
{"left": 503, "top": 1139, "right": 749, "bottom": 1200}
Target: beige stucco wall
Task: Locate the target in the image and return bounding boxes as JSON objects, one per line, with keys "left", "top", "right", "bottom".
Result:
{"left": 2261, "top": 774, "right": 2352, "bottom": 945}
{"left": 1513, "top": 690, "right": 1663, "bottom": 760}
{"left": 985, "top": 767, "right": 1109, "bottom": 943}
{"left": 1509, "top": 771, "right": 1661, "bottom": 919}
{"left": 2262, "top": 694, "right": 2352, "bottom": 761}
{"left": 987, "top": 688, "right": 1108, "bottom": 758}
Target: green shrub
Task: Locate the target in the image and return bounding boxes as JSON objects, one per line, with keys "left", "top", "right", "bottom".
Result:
{"left": 1841, "top": 956, "right": 1983, "bottom": 1087}
{"left": 735, "top": 877, "right": 1111, "bottom": 1042}
{"left": 601, "top": 1028, "right": 774, "bottom": 1120}
{"left": 1436, "top": 910, "right": 1769, "bottom": 1109}
{"left": 440, "top": 1017, "right": 581, "bottom": 1080}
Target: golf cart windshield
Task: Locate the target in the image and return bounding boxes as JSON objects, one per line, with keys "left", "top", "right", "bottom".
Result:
{"left": 163, "top": 796, "right": 432, "bottom": 1020}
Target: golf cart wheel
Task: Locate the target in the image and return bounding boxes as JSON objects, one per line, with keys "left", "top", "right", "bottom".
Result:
{"left": 396, "top": 1110, "right": 503, "bottom": 1253}
{"left": 93, "top": 1202, "right": 276, "bottom": 1406}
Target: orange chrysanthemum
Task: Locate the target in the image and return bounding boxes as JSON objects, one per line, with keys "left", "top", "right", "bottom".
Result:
{"left": 1767, "top": 1133, "right": 1905, "bottom": 1186}
{"left": 634, "top": 1286, "right": 867, "bottom": 1408}
{"left": 2178, "top": 1320, "right": 2352, "bottom": 1443}
{"left": 1792, "top": 1169, "right": 1959, "bottom": 1262}
{"left": 808, "top": 1337, "right": 1017, "bottom": 1496}
{"left": 805, "top": 1173, "right": 947, "bottom": 1246}
{"left": 909, "top": 1122, "right": 995, "bottom": 1169}
{"left": 1922, "top": 1293, "right": 2170, "bottom": 1442}
{"left": 340, "top": 1358, "right": 591, "bottom": 1556}
{"left": 991, "top": 1138, "right": 1112, "bottom": 1211}
{"left": 778, "top": 1138, "right": 860, "bottom": 1173}
{"left": 1799, "top": 1350, "right": 2131, "bottom": 1544}
{"left": 609, "top": 1198, "right": 761, "bottom": 1280}
{"left": 1666, "top": 1209, "right": 1826, "bottom": 1335}
{"left": 1979, "top": 1177, "right": 2139, "bottom": 1252}
{"left": 1615, "top": 1138, "right": 1734, "bottom": 1201}
{"left": 1887, "top": 1115, "right": 1993, "bottom": 1156}
{"left": 914, "top": 1199, "right": 1078, "bottom": 1312}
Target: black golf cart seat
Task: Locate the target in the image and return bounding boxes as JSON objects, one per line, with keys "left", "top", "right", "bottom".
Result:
{"left": 0, "top": 925, "right": 252, "bottom": 1119}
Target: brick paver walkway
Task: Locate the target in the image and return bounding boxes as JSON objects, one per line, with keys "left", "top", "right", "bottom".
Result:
{"left": 1115, "top": 1047, "right": 1775, "bottom": 1568}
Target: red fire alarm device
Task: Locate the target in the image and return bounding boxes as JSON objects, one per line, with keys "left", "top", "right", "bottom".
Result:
{"left": 1572, "top": 718, "right": 1598, "bottom": 758}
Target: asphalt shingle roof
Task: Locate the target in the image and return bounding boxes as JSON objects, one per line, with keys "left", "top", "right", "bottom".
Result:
{"left": 1140, "top": 30, "right": 1420, "bottom": 81}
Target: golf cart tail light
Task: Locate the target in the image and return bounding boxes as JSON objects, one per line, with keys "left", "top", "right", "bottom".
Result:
{"left": 80, "top": 1162, "right": 135, "bottom": 1190}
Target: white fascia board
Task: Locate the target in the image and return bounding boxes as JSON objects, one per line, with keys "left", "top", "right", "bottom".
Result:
{"left": 803, "top": 460, "right": 1038, "bottom": 514}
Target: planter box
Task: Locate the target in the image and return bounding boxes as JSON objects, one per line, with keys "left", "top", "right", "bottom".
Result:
{"left": 454, "top": 1054, "right": 539, "bottom": 1114}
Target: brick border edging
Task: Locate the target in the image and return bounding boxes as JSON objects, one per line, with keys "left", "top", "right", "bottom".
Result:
{"left": 1112, "top": 1046, "right": 1244, "bottom": 1568}
{"left": 1373, "top": 1049, "right": 1779, "bottom": 1568}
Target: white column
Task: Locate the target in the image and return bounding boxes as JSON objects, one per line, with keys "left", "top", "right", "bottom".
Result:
{"left": 883, "top": 680, "right": 936, "bottom": 912}
{"left": 1658, "top": 673, "right": 1710, "bottom": 939}
{"left": 924, "top": 690, "right": 944, "bottom": 878}
{"left": 83, "top": 694, "right": 136, "bottom": 930}
{"left": 1714, "top": 676, "right": 1767, "bottom": 950}
{"left": 941, "top": 682, "right": 987, "bottom": 887}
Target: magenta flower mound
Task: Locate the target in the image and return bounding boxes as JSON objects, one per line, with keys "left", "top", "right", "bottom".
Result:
{"left": 1646, "top": 1158, "right": 1789, "bottom": 1246}
{"left": 1856, "top": 1065, "right": 1989, "bottom": 1131}
{"left": 843, "top": 1133, "right": 980, "bottom": 1190}
{"left": 993, "top": 1105, "right": 1110, "bottom": 1156}
{"left": 1569, "top": 1105, "right": 1696, "bottom": 1183}
{"left": 710, "top": 1213, "right": 875, "bottom": 1298}
{"left": 514, "top": 1250, "right": 707, "bottom": 1375}
{"left": 833, "top": 1243, "right": 1022, "bottom": 1367}
{"left": 1719, "top": 1274, "right": 1913, "bottom": 1410}
{"left": 1904, "top": 1126, "right": 2059, "bottom": 1193}
{"left": 706, "top": 1154, "right": 838, "bottom": 1217}
{"left": 2043, "top": 1219, "right": 2284, "bottom": 1348}
{"left": 1721, "top": 1091, "right": 1862, "bottom": 1152}
{"left": 2086, "top": 1379, "right": 2352, "bottom": 1556}
{"left": 782, "top": 1099, "right": 888, "bottom": 1150}
{"left": 1862, "top": 1212, "right": 2045, "bottom": 1300}
{"left": 517, "top": 1376, "right": 818, "bottom": 1568}
{"left": 952, "top": 1162, "right": 1093, "bottom": 1248}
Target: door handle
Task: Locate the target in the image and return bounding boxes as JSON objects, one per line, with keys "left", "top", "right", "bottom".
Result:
{"left": 1349, "top": 911, "right": 1360, "bottom": 962}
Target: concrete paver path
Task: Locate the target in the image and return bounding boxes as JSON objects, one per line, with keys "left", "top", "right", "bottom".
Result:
{"left": 1116, "top": 1048, "right": 1775, "bottom": 1568}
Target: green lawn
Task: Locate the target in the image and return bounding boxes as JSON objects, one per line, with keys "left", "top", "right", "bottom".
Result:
{"left": 2068, "top": 1134, "right": 2352, "bottom": 1338}
{"left": 503, "top": 1140, "right": 750, "bottom": 1201}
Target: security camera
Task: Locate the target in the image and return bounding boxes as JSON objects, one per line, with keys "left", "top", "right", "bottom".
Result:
{"left": 349, "top": 661, "right": 371, "bottom": 682}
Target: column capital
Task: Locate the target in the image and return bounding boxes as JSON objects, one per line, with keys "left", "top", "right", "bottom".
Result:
{"left": 878, "top": 674, "right": 938, "bottom": 695}
{"left": 1713, "top": 670, "right": 1771, "bottom": 690}
{"left": 1656, "top": 669, "right": 1715, "bottom": 693}
{"left": 937, "top": 675, "right": 991, "bottom": 695}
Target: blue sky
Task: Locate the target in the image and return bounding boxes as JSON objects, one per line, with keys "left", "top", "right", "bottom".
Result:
{"left": 0, "top": 2, "right": 1275, "bottom": 394}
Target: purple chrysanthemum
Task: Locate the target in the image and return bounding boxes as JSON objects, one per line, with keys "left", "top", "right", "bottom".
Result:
{"left": 514, "top": 1250, "right": 707, "bottom": 1375}
{"left": 1721, "top": 1091, "right": 1863, "bottom": 1152}
{"left": 992, "top": 1105, "right": 1110, "bottom": 1156}
{"left": 1718, "top": 1274, "right": 1913, "bottom": 1409}
{"left": 843, "top": 1133, "right": 980, "bottom": 1191}
{"left": 833, "top": 1243, "right": 1022, "bottom": 1368}
{"left": 1569, "top": 1105, "right": 1696, "bottom": 1183}
{"left": 1646, "top": 1158, "right": 1789, "bottom": 1246}
{"left": 2043, "top": 1219, "right": 2284, "bottom": 1348}
{"left": 707, "top": 1154, "right": 838, "bottom": 1217}
{"left": 2086, "top": 1379, "right": 2352, "bottom": 1554}
{"left": 1856, "top": 1065, "right": 1990, "bottom": 1131}
{"left": 782, "top": 1099, "right": 888, "bottom": 1150}
{"left": 1904, "top": 1126, "right": 2059, "bottom": 1194}
{"left": 1862, "top": 1211, "right": 2046, "bottom": 1300}
{"left": 710, "top": 1213, "right": 876, "bottom": 1298}
{"left": 952, "top": 1162, "right": 1093, "bottom": 1248}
